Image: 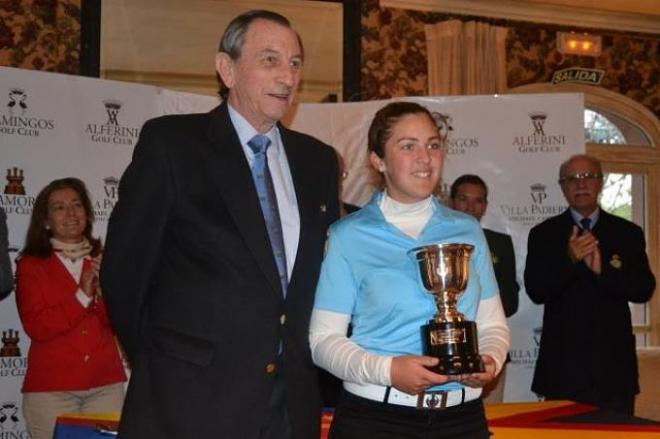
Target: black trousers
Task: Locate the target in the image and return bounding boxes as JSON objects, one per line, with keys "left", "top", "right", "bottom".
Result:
{"left": 258, "top": 360, "right": 292, "bottom": 439}
{"left": 329, "top": 390, "right": 490, "bottom": 439}
{"left": 597, "top": 394, "right": 635, "bottom": 416}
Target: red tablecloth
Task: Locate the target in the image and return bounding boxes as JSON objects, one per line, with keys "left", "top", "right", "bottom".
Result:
{"left": 55, "top": 401, "right": 660, "bottom": 439}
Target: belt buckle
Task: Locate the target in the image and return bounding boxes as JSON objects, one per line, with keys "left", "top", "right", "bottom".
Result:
{"left": 416, "top": 390, "right": 448, "bottom": 410}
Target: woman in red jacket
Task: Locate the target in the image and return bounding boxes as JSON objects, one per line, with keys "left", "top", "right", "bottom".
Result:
{"left": 15, "top": 177, "right": 126, "bottom": 439}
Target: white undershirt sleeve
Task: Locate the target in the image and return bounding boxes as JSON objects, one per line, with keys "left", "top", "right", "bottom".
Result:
{"left": 476, "top": 294, "right": 510, "bottom": 376}
{"left": 309, "top": 309, "right": 392, "bottom": 386}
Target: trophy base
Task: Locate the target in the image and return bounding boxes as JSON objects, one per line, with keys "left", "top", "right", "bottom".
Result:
{"left": 421, "top": 320, "right": 484, "bottom": 375}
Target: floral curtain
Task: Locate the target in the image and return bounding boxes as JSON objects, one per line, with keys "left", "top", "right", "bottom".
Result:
{"left": 0, "top": 0, "right": 81, "bottom": 74}
{"left": 425, "top": 19, "right": 508, "bottom": 96}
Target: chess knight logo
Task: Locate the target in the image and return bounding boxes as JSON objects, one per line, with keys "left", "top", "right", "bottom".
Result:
{"left": 103, "top": 99, "right": 122, "bottom": 126}
{"left": 7, "top": 89, "right": 27, "bottom": 116}
{"left": 4, "top": 168, "right": 25, "bottom": 195}
{"left": 0, "top": 330, "right": 20, "bottom": 357}
{"left": 528, "top": 111, "right": 547, "bottom": 136}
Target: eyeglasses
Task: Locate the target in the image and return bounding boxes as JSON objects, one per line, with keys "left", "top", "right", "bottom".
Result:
{"left": 558, "top": 172, "right": 603, "bottom": 185}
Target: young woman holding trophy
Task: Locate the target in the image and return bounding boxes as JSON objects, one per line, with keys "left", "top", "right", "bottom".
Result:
{"left": 310, "top": 102, "right": 510, "bottom": 438}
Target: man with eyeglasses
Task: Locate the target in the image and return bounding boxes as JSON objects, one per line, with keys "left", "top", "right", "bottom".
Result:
{"left": 524, "top": 154, "right": 655, "bottom": 415}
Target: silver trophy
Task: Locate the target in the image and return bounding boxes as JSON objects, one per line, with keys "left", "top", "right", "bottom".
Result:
{"left": 409, "top": 243, "right": 484, "bottom": 374}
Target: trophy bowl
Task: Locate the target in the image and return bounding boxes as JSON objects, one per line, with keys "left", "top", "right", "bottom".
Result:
{"left": 409, "top": 243, "right": 484, "bottom": 375}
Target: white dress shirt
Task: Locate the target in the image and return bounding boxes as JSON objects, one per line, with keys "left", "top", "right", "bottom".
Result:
{"left": 228, "top": 105, "right": 300, "bottom": 280}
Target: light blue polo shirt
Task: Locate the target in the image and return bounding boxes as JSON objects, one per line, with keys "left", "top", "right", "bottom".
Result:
{"left": 313, "top": 191, "right": 498, "bottom": 391}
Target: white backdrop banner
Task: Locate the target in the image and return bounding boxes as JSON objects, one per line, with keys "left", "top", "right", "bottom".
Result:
{"left": 1, "top": 67, "right": 583, "bottom": 432}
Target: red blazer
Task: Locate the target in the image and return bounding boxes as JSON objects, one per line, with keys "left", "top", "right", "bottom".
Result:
{"left": 15, "top": 253, "right": 126, "bottom": 392}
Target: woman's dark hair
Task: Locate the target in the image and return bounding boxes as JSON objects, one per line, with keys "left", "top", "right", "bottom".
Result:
{"left": 367, "top": 101, "right": 436, "bottom": 159}
{"left": 450, "top": 174, "right": 489, "bottom": 202}
{"left": 22, "top": 177, "right": 101, "bottom": 258}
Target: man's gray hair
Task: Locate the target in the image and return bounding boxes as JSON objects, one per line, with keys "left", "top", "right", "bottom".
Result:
{"left": 217, "top": 10, "right": 302, "bottom": 99}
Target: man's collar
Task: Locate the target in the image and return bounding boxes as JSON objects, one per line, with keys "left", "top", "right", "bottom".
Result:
{"left": 569, "top": 206, "right": 600, "bottom": 227}
{"left": 227, "top": 103, "right": 277, "bottom": 146}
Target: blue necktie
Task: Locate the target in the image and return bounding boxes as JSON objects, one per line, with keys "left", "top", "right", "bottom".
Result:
{"left": 580, "top": 217, "right": 591, "bottom": 232}
{"left": 248, "top": 135, "right": 288, "bottom": 297}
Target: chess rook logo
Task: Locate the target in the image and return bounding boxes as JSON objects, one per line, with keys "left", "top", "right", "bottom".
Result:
{"left": 7, "top": 89, "right": 27, "bottom": 116}
{"left": 529, "top": 112, "right": 547, "bottom": 136}
{"left": 103, "top": 99, "right": 122, "bottom": 126}
{"left": 0, "top": 402, "right": 20, "bottom": 430}
{"left": 0, "top": 330, "right": 20, "bottom": 357}
{"left": 530, "top": 183, "right": 547, "bottom": 204}
{"left": 4, "top": 168, "right": 25, "bottom": 195}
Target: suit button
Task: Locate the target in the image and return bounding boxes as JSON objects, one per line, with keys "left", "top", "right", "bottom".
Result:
{"left": 83, "top": 354, "right": 90, "bottom": 362}
{"left": 280, "top": 314, "right": 286, "bottom": 325}
{"left": 82, "top": 329, "right": 88, "bottom": 335}
{"left": 266, "top": 363, "right": 277, "bottom": 374}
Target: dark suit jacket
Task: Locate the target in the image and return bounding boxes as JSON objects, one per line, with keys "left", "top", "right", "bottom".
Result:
{"left": 484, "top": 228, "right": 519, "bottom": 318}
{"left": 0, "top": 207, "right": 13, "bottom": 300}
{"left": 524, "top": 209, "right": 655, "bottom": 405}
{"left": 100, "top": 103, "right": 339, "bottom": 439}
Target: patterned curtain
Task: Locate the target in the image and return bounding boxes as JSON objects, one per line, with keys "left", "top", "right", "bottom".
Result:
{"left": 425, "top": 19, "right": 508, "bottom": 96}
{"left": 0, "top": 0, "right": 81, "bottom": 74}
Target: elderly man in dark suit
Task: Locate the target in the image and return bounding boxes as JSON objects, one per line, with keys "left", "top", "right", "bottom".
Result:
{"left": 524, "top": 154, "right": 654, "bottom": 415}
{"left": 450, "top": 174, "right": 519, "bottom": 403}
{"left": 100, "top": 10, "right": 339, "bottom": 439}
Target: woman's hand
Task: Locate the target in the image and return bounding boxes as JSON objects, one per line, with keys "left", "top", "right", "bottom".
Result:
{"left": 455, "top": 354, "right": 497, "bottom": 388}
{"left": 80, "top": 254, "right": 102, "bottom": 298}
{"left": 391, "top": 355, "right": 450, "bottom": 395}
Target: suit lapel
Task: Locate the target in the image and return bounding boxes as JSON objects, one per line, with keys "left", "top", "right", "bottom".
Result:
{"left": 205, "top": 104, "right": 282, "bottom": 297}
{"left": 561, "top": 209, "right": 575, "bottom": 230}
